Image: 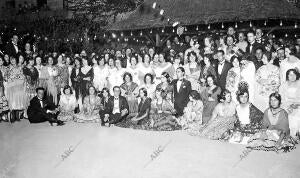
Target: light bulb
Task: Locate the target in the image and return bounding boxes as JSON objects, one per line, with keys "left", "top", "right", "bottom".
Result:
{"left": 196, "top": 26, "right": 199, "bottom": 31}
{"left": 264, "top": 20, "right": 267, "bottom": 26}
{"left": 295, "top": 22, "right": 298, "bottom": 28}
{"left": 221, "top": 23, "right": 224, "bottom": 29}
{"left": 249, "top": 21, "right": 252, "bottom": 27}
{"left": 280, "top": 20, "right": 283, "bottom": 26}
{"left": 152, "top": 2, "right": 156, "bottom": 9}
{"left": 208, "top": 24, "right": 211, "bottom": 29}
{"left": 130, "top": 32, "right": 133, "bottom": 36}
{"left": 235, "top": 22, "right": 238, "bottom": 28}
{"left": 150, "top": 29, "right": 153, "bottom": 33}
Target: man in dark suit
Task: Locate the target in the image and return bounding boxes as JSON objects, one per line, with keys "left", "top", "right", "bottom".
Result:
{"left": 27, "top": 87, "right": 64, "bottom": 126}
{"left": 172, "top": 67, "right": 192, "bottom": 117}
{"left": 5, "top": 35, "right": 20, "bottom": 58}
{"left": 245, "top": 31, "right": 262, "bottom": 56}
{"left": 104, "top": 86, "right": 129, "bottom": 126}
{"left": 215, "top": 50, "right": 232, "bottom": 90}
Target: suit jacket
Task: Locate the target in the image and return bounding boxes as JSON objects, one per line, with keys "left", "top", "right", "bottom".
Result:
{"left": 106, "top": 96, "right": 129, "bottom": 115}
{"left": 27, "top": 96, "right": 56, "bottom": 120}
{"left": 172, "top": 78, "right": 191, "bottom": 108}
{"left": 215, "top": 61, "right": 232, "bottom": 90}
{"left": 5, "top": 42, "right": 20, "bottom": 58}
{"left": 245, "top": 42, "right": 262, "bottom": 56}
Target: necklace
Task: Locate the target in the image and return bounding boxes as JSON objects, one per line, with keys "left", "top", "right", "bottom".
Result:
{"left": 270, "top": 108, "right": 281, "bottom": 117}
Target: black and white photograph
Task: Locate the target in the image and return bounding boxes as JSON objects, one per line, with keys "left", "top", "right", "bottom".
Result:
{"left": 0, "top": 0, "right": 300, "bottom": 177}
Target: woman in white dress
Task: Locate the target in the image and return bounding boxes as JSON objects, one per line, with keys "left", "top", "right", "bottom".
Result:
{"left": 240, "top": 59, "right": 256, "bottom": 102}
{"left": 43, "top": 56, "right": 59, "bottom": 105}
{"left": 93, "top": 57, "right": 109, "bottom": 92}
{"left": 154, "top": 53, "right": 172, "bottom": 85}
{"left": 108, "top": 58, "right": 125, "bottom": 94}
{"left": 139, "top": 73, "right": 156, "bottom": 99}
{"left": 138, "top": 54, "right": 155, "bottom": 84}
{"left": 254, "top": 54, "right": 280, "bottom": 112}
{"left": 226, "top": 56, "right": 241, "bottom": 104}
{"left": 65, "top": 56, "right": 73, "bottom": 87}
{"left": 126, "top": 56, "right": 140, "bottom": 85}
{"left": 279, "top": 68, "right": 300, "bottom": 138}
{"left": 280, "top": 44, "right": 300, "bottom": 85}
{"left": 184, "top": 51, "right": 201, "bottom": 91}
{"left": 58, "top": 85, "right": 77, "bottom": 121}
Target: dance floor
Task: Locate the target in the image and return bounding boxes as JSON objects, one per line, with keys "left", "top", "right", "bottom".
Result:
{"left": 1, "top": 120, "right": 300, "bottom": 178}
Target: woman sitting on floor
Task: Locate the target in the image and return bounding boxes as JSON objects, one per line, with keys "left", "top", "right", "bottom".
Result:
{"left": 247, "top": 92, "right": 296, "bottom": 152}
{"left": 57, "top": 85, "right": 77, "bottom": 122}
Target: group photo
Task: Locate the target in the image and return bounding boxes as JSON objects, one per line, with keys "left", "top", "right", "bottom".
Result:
{"left": 0, "top": 0, "right": 300, "bottom": 178}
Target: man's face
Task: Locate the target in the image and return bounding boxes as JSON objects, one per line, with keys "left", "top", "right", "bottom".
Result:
{"left": 12, "top": 35, "right": 18, "bottom": 44}
{"left": 37, "top": 90, "right": 44, "bottom": 99}
{"left": 247, "top": 33, "right": 255, "bottom": 43}
{"left": 217, "top": 52, "right": 224, "bottom": 62}
{"left": 277, "top": 49, "right": 285, "bottom": 60}
{"left": 256, "top": 29, "right": 263, "bottom": 39}
{"left": 227, "top": 27, "right": 235, "bottom": 35}
{"left": 238, "top": 33, "right": 245, "bottom": 42}
{"left": 255, "top": 49, "right": 263, "bottom": 60}
{"left": 176, "top": 69, "right": 184, "bottom": 78}
{"left": 113, "top": 88, "right": 121, "bottom": 97}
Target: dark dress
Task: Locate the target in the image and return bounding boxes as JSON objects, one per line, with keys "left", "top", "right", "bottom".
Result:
{"left": 79, "top": 67, "right": 94, "bottom": 99}
{"left": 70, "top": 68, "right": 81, "bottom": 99}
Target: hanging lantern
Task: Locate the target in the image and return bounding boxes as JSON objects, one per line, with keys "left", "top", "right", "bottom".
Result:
{"left": 295, "top": 34, "right": 297, "bottom": 38}
{"left": 295, "top": 22, "right": 298, "bottom": 29}
{"left": 280, "top": 20, "right": 283, "bottom": 26}
{"left": 112, "top": 33, "right": 117, "bottom": 38}
{"left": 221, "top": 23, "right": 224, "bottom": 29}
{"left": 137, "top": 39, "right": 139, "bottom": 42}
{"left": 185, "top": 27, "right": 187, "bottom": 31}
{"left": 172, "top": 21, "right": 179, "bottom": 27}
{"left": 117, "top": 38, "right": 120, "bottom": 42}
{"left": 130, "top": 31, "right": 133, "bottom": 36}
{"left": 208, "top": 24, "right": 211, "bottom": 30}
{"left": 196, "top": 26, "right": 199, "bottom": 31}
{"left": 249, "top": 21, "right": 252, "bottom": 27}
{"left": 264, "top": 20, "right": 267, "bottom": 26}
{"left": 103, "top": 33, "right": 106, "bottom": 38}
{"left": 273, "top": 34, "right": 276, "bottom": 38}
{"left": 121, "top": 32, "right": 124, "bottom": 37}
{"left": 167, "top": 18, "right": 170, "bottom": 22}
{"left": 140, "top": 31, "right": 143, "bottom": 36}
{"left": 172, "top": 28, "right": 175, "bottom": 33}
{"left": 235, "top": 22, "right": 238, "bottom": 28}
{"left": 152, "top": 2, "right": 157, "bottom": 9}
{"left": 285, "top": 33, "right": 288, "bottom": 37}
{"left": 94, "top": 35, "right": 97, "bottom": 40}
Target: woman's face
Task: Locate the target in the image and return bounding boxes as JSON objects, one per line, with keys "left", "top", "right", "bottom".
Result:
{"left": 144, "top": 55, "right": 150, "bottom": 64}
{"left": 288, "top": 71, "right": 297, "bottom": 82}
{"left": 207, "top": 77, "right": 214, "bottom": 87}
{"left": 75, "top": 59, "right": 80, "bottom": 67}
{"left": 4, "top": 55, "right": 9, "bottom": 62}
{"left": 270, "top": 96, "right": 280, "bottom": 109}
{"left": 161, "top": 75, "right": 167, "bottom": 83}
{"left": 104, "top": 54, "right": 109, "bottom": 60}
{"left": 138, "top": 55, "right": 143, "bottom": 63}
{"left": 153, "top": 54, "right": 159, "bottom": 62}
{"left": 65, "top": 88, "right": 71, "bottom": 95}
{"left": 29, "top": 60, "right": 34, "bottom": 66}
{"left": 103, "top": 90, "right": 108, "bottom": 98}
{"left": 115, "top": 60, "right": 121, "bottom": 68}
{"left": 89, "top": 87, "right": 96, "bottom": 95}
{"left": 57, "top": 55, "right": 63, "bottom": 64}
{"left": 66, "top": 57, "right": 71, "bottom": 65}
{"left": 25, "top": 43, "right": 31, "bottom": 51}
{"left": 19, "top": 56, "right": 24, "bottom": 64}
{"left": 10, "top": 58, "right": 16, "bottom": 65}
{"left": 35, "top": 57, "right": 41, "bottom": 65}
{"left": 174, "top": 58, "right": 180, "bottom": 64}
{"left": 227, "top": 37, "right": 234, "bottom": 46}
{"left": 149, "top": 48, "right": 154, "bottom": 56}
{"left": 48, "top": 58, "right": 53, "bottom": 65}
{"left": 232, "top": 58, "right": 240, "bottom": 68}
{"left": 225, "top": 92, "right": 232, "bottom": 103}
{"left": 239, "top": 93, "right": 249, "bottom": 104}
{"left": 109, "top": 58, "right": 114, "bottom": 66}
{"left": 285, "top": 48, "right": 291, "bottom": 57}
{"left": 131, "top": 57, "right": 137, "bottom": 66}
{"left": 145, "top": 76, "right": 151, "bottom": 84}
{"left": 125, "top": 75, "right": 131, "bottom": 83}
{"left": 99, "top": 58, "right": 105, "bottom": 66}
{"left": 204, "top": 57, "right": 210, "bottom": 65}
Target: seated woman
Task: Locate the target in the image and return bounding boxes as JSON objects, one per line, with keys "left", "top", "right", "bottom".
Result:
{"left": 120, "top": 72, "right": 139, "bottom": 116}
{"left": 247, "top": 92, "right": 296, "bottom": 152}
{"left": 151, "top": 88, "right": 181, "bottom": 131}
{"left": 177, "top": 90, "right": 203, "bottom": 132}
{"left": 74, "top": 86, "right": 101, "bottom": 123}
{"left": 116, "top": 88, "right": 151, "bottom": 129}
{"left": 200, "top": 75, "right": 221, "bottom": 124}
{"left": 279, "top": 68, "right": 300, "bottom": 139}
{"left": 58, "top": 85, "right": 77, "bottom": 122}
{"left": 99, "top": 88, "right": 111, "bottom": 126}
{"left": 229, "top": 82, "right": 264, "bottom": 144}
{"left": 0, "top": 87, "right": 10, "bottom": 122}
{"left": 195, "top": 89, "right": 237, "bottom": 139}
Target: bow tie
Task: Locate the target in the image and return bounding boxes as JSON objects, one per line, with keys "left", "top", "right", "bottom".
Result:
{"left": 114, "top": 98, "right": 119, "bottom": 100}
{"left": 219, "top": 62, "right": 225, "bottom": 65}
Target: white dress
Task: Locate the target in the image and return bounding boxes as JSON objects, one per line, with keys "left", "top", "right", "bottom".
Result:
{"left": 108, "top": 67, "right": 125, "bottom": 94}
{"left": 240, "top": 60, "right": 256, "bottom": 102}
{"left": 280, "top": 57, "right": 300, "bottom": 84}
{"left": 93, "top": 65, "right": 109, "bottom": 91}
{"left": 126, "top": 65, "right": 141, "bottom": 85}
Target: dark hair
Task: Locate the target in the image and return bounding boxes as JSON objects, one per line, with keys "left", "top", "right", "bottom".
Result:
{"left": 217, "top": 50, "right": 225, "bottom": 55}
{"left": 269, "top": 92, "right": 281, "bottom": 107}
{"left": 176, "top": 66, "right": 185, "bottom": 73}
{"left": 130, "top": 56, "right": 137, "bottom": 64}
{"left": 63, "top": 85, "right": 73, "bottom": 94}
{"left": 144, "top": 73, "right": 154, "bottom": 84}
{"left": 187, "top": 51, "right": 198, "bottom": 63}
{"left": 101, "top": 87, "right": 111, "bottom": 98}
{"left": 139, "top": 87, "right": 148, "bottom": 97}
{"left": 219, "top": 89, "right": 231, "bottom": 102}
{"left": 143, "top": 54, "right": 151, "bottom": 63}
{"left": 286, "top": 44, "right": 297, "bottom": 56}
{"left": 189, "top": 90, "right": 201, "bottom": 100}
{"left": 286, "top": 68, "right": 300, "bottom": 81}
{"left": 36, "top": 87, "right": 45, "bottom": 93}
{"left": 236, "top": 82, "right": 249, "bottom": 103}
{"left": 225, "top": 35, "right": 235, "bottom": 45}
{"left": 88, "top": 85, "right": 97, "bottom": 95}
{"left": 206, "top": 74, "right": 216, "bottom": 86}
{"left": 161, "top": 72, "right": 171, "bottom": 83}
{"left": 230, "top": 56, "right": 240, "bottom": 64}
{"left": 247, "top": 31, "right": 255, "bottom": 36}
{"left": 74, "top": 57, "right": 82, "bottom": 67}
{"left": 123, "top": 72, "right": 133, "bottom": 83}
{"left": 113, "top": 86, "right": 121, "bottom": 91}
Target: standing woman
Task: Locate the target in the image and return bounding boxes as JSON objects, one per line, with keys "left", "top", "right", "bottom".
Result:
{"left": 6, "top": 57, "right": 26, "bottom": 122}
{"left": 56, "top": 55, "right": 69, "bottom": 94}
{"left": 126, "top": 56, "right": 140, "bottom": 85}
{"left": 70, "top": 57, "right": 82, "bottom": 110}
{"left": 99, "top": 88, "right": 111, "bottom": 126}
{"left": 93, "top": 57, "right": 109, "bottom": 92}
{"left": 200, "top": 75, "right": 222, "bottom": 124}
{"left": 226, "top": 56, "right": 241, "bottom": 104}
{"left": 34, "top": 56, "right": 46, "bottom": 88}
{"left": 18, "top": 54, "right": 26, "bottom": 68}
{"left": 23, "top": 58, "right": 39, "bottom": 118}
{"left": 44, "top": 56, "right": 59, "bottom": 105}
{"left": 79, "top": 57, "right": 94, "bottom": 99}
{"left": 120, "top": 72, "right": 139, "bottom": 116}
{"left": 184, "top": 51, "right": 202, "bottom": 91}
{"left": 65, "top": 56, "right": 73, "bottom": 87}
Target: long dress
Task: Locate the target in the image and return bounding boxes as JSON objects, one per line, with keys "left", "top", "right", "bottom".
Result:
{"left": 185, "top": 62, "right": 201, "bottom": 91}
{"left": 5, "top": 65, "right": 26, "bottom": 110}
{"left": 56, "top": 64, "right": 69, "bottom": 94}
{"left": 108, "top": 67, "right": 125, "bottom": 94}
{"left": 44, "top": 66, "right": 59, "bottom": 105}
{"left": 120, "top": 82, "right": 139, "bottom": 114}
{"left": 240, "top": 60, "right": 256, "bottom": 102}
{"left": 151, "top": 98, "right": 181, "bottom": 131}
{"left": 23, "top": 66, "right": 39, "bottom": 114}
{"left": 226, "top": 67, "right": 241, "bottom": 104}
{"left": 35, "top": 65, "right": 47, "bottom": 89}
{"left": 177, "top": 100, "right": 203, "bottom": 132}
{"left": 70, "top": 67, "right": 81, "bottom": 100}
{"left": 247, "top": 108, "right": 296, "bottom": 152}
{"left": 200, "top": 86, "right": 222, "bottom": 124}
{"left": 280, "top": 56, "right": 300, "bottom": 84}
{"left": 254, "top": 64, "right": 280, "bottom": 112}
{"left": 229, "top": 103, "right": 263, "bottom": 144}
{"left": 196, "top": 101, "right": 236, "bottom": 139}
{"left": 74, "top": 95, "right": 101, "bottom": 123}
{"left": 58, "top": 93, "right": 77, "bottom": 121}
{"left": 279, "top": 81, "right": 300, "bottom": 137}
{"left": 93, "top": 65, "right": 109, "bottom": 91}
{"left": 79, "top": 66, "right": 94, "bottom": 99}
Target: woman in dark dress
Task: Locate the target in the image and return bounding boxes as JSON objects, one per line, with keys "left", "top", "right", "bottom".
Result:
{"left": 70, "top": 58, "right": 82, "bottom": 100}
{"left": 79, "top": 57, "right": 94, "bottom": 99}
{"left": 99, "top": 87, "right": 111, "bottom": 126}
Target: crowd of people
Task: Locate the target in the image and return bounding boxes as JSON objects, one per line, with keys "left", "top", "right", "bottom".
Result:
{"left": 0, "top": 25, "right": 300, "bottom": 153}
